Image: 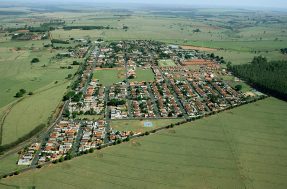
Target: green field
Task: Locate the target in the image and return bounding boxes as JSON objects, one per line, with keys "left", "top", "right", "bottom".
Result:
{"left": 158, "top": 59, "right": 177, "bottom": 67}
{"left": 1, "top": 82, "right": 69, "bottom": 145}
{"left": 110, "top": 118, "right": 185, "bottom": 133}
{"left": 0, "top": 153, "right": 27, "bottom": 176}
{"left": 1, "top": 98, "right": 286, "bottom": 189}
{"left": 0, "top": 40, "right": 77, "bottom": 108}
{"left": 93, "top": 69, "right": 125, "bottom": 86}
{"left": 129, "top": 68, "right": 155, "bottom": 82}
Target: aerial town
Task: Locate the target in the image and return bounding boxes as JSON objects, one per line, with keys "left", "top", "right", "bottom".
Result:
{"left": 17, "top": 40, "right": 264, "bottom": 166}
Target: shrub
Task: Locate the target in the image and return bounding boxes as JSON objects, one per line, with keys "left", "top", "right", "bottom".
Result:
{"left": 89, "top": 148, "right": 94, "bottom": 153}
{"left": 31, "top": 58, "right": 40, "bottom": 63}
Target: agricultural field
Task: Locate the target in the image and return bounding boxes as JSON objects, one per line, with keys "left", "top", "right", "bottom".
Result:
{"left": 1, "top": 98, "right": 287, "bottom": 189}
{"left": 110, "top": 118, "right": 185, "bottom": 133}
{"left": 93, "top": 69, "right": 125, "bottom": 86}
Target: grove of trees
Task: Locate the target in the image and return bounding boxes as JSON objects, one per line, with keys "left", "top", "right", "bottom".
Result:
{"left": 230, "top": 56, "right": 287, "bottom": 100}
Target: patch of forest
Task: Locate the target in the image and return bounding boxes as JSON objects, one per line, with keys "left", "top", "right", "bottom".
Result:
{"left": 229, "top": 56, "right": 287, "bottom": 100}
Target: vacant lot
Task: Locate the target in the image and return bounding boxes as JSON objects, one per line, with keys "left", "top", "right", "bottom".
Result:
{"left": 158, "top": 59, "right": 176, "bottom": 67}
{"left": 93, "top": 69, "right": 125, "bottom": 86}
{"left": 110, "top": 118, "right": 184, "bottom": 133}
{"left": 1, "top": 98, "right": 287, "bottom": 189}
{"left": 129, "top": 68, "right": 155, "bottom": 82}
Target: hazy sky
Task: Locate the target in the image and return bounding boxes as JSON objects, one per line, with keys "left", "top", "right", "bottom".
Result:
{"left": 115, "top": 0, "right": 287, "bottom": 8}
{"left": 3, "top": 0, "right": 287, "bottom": 9}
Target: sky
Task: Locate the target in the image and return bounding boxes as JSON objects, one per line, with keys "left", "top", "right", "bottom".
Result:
{"left": 111, "top": 0, "right": 287, "bottom": 8}
{"left": 3, "top": 0, "right": 287, "bottom": 9}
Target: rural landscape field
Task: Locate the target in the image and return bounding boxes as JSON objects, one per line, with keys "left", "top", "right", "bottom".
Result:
{"left": 0, "top": 0, "right": 287, "bottom": 188}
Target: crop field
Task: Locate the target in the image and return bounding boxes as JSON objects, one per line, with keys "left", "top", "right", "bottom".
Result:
{"left": 110, "top": 118, "right": 185, "bottom": 133}
{"left": 129, "top": 68, "right": 155, "bottom": 82}
{"left": 93, "top": 69, "right": 125, "bottom": 86}
{"left": 158, "top": 59, "right": 176, "bottom": 67}
{"left": 1, "top": 97, "right": 286, "bottom": 189}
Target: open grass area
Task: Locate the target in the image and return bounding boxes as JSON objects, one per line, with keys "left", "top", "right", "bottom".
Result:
{"left": 129, "top": 68, "right": 155, "bottom": 82}
{"left": 0, "top": 40, "right": 78, "bottom": 109}
{"left": 1, "top": 98, "right": 287, "bottom": 188}
{"left": 221, "top": 75, "right": 252, "bottom": 92}
{"left": 93, "top": 69, "right": 125, "bottom": 86}
{"left": 158, "top": 59, "right": 176, "bottom": 67}
{"left": 1, "top": 82, "right": 69, "bottom": 145}
{"left": 110, "top": 118, "right": 185, "bottom": 133}
{"left": 0, "top": 153, "right": 27, "bottom": 176}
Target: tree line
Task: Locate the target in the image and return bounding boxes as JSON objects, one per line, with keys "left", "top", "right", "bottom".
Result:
{"left": 229, "top": 56, "right": 287, "bottom": 100}
{"left": 63, "top": 25, "right": 113, "bottom": 30}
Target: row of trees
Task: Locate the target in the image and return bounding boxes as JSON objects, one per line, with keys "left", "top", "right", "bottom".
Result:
{"left": 229, "top": 56, "right": 287, "bottom": 100}
{"left": 63, "top": 25, "right": 112, "bottom": 30}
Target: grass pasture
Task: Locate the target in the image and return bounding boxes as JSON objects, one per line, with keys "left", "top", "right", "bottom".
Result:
{"left": 0, "top": 153, "right": 27, "bottom": 176}
{"left": 93, "top": 68, "right": 125, "bottom": 86}
{"left": 1, "top": 82, "right": 69, "bottom": 145}
{"left": 0, "top": 40, "right": 78, "bottom": 109}
{"left": 110, "top": 118, "right": 184, "bottom": 133}
{"left": 1, "top": 98, "right": 287, "bottom": 188}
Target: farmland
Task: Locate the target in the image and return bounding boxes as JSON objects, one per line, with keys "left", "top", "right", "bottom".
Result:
{"left": 1, "top": 82, "right": 69, "bottom": 145}
{"left": 1, "top": 98, "right": 287, "bottom": 189}
{"left": 0, "top": 39, "right": 79, "bottom": 145}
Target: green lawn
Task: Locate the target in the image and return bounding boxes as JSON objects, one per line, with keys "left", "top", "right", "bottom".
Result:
{"left": 158, "top": 59, "right": 177, "bottom": 67}
{"left": 93, "top": 69, "right": 125, "bottom": 86}
{"left": 129, "top": 68, "right": 155, "bottom": 82}
{"left": 1, "top": 82, "right": 69, "bottom": 145}
{"left": 110, "top": 118, "right": 185, "bottom": 133}
{"left": 1, "top": 98, "right": 287, "bottom": 189}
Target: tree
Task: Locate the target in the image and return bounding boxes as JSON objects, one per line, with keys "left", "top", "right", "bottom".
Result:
{"left": 235, "top": 85, "right": 242, "bottom": 91}
{"left": 89, "top": 148, "right": 94, "bottom": 153}
{"left": 230, "top": 58, "right": 287, "bottom": 100}
{"left": 14, "top": 92, "right": 23, "bottom": 98}
{"left": 31, "top": 58, "right": 40, "bottom": 63}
